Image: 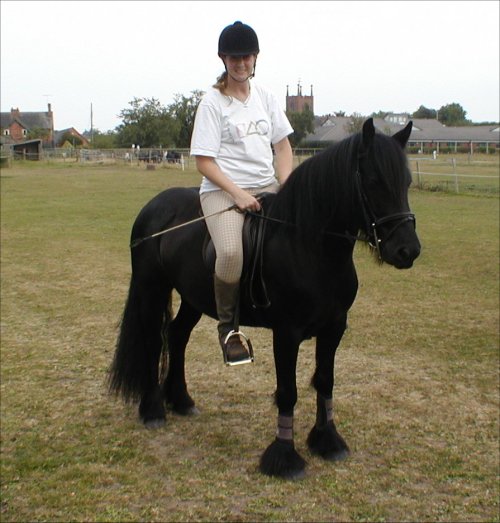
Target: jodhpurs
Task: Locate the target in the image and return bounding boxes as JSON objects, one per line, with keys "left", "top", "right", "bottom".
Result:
{"left": 200, "top": 183, "right": 279, "bottom": 283}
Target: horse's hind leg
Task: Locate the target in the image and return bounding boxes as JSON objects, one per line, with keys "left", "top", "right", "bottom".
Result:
{"left": 307, "top": 318, "right": 350, "bottom": 461}
{"left": 136, "top": 283, "right": 174, "bottom": 428}
{"left": 109, "top": 273, "right": 171, "bottom": 428}
{"left": 163, "top": 299, "right": 202, "bottom": 415}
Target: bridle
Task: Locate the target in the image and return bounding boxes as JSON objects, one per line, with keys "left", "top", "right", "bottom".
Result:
{"left": 354, "top": 162, "right": 416, "bottom": 260}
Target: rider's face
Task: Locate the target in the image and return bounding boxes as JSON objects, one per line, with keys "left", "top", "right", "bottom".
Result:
{"left": 222, "top": 54, "right": 256, "bottom": 82}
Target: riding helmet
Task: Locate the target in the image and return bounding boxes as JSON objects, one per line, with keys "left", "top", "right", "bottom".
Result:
{"left": 218, "top": 21, "right": 260, "bottom": 56}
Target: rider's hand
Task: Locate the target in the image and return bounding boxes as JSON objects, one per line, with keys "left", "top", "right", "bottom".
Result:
{"left": 233, "top": 190, "right": 261, "bottom": 212}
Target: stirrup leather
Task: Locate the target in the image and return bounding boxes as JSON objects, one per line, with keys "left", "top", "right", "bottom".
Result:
{"left": 222, "top": 330, "right": 254, "bottom": 366}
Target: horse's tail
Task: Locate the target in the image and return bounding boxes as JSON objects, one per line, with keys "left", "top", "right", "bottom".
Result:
{"left": 107, "top": 272, "right": 172, "bottom": 403}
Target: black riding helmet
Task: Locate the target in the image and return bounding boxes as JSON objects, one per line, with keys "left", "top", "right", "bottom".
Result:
{"left": 218, "top": 21, "right": 259, "bottom": 56}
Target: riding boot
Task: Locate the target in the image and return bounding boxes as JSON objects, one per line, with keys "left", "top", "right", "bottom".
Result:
{"left": 213, "top": 275, "right": 253, "bottom": 366}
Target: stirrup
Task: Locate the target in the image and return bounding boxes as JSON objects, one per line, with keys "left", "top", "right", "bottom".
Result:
{"left": 222, "top": 330, "right": 254, "bottom": 366}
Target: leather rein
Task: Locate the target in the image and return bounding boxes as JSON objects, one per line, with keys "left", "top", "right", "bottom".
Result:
{"left": 248, "top": 166, "right": 416, "bottom": 261}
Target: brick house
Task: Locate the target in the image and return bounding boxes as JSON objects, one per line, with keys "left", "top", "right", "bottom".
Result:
{"left": 1, "top": 104, "right": 55, "bottom": 147}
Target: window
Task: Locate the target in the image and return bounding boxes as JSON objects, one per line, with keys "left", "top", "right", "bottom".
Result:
{"left": 3, "top": 129, "right": 10, "bottom": 136}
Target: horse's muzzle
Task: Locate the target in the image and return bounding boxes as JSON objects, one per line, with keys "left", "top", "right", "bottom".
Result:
{"left": 384, "top": 237, "right": 421, "bottom": 269}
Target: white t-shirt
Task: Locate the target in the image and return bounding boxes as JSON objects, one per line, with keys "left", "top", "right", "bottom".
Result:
{"left": 190, "top": 82, "right": 294, "bottom": 193}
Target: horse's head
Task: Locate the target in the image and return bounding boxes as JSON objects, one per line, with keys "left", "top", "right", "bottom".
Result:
{"left": 356, "top": 118, "right": 421, "bottom": 269}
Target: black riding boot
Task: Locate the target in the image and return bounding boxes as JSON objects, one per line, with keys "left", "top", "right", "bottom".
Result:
{"left": 214, "top": 275, "right": 253, "bottom": 366}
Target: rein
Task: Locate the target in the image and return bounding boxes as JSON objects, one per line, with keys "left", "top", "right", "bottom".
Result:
{"left": 130, "top": 160, "right": 415, "bottom": 261}
{"left": 246, "top": 161, "right": 415, "bottom": 261}
{"left": 245, "top": 210, "right": 360, "bottom": 244}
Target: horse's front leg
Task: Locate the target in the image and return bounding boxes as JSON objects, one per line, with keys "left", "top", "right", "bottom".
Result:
{"left": 307, "top": 316, "right": 350, "bottom": 461}
{"left": 259, "top": 327, "right": 306, "bottom": 479}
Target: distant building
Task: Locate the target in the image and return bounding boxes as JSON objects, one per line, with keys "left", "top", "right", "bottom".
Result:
{"left": 286, "top": 82, "right": 314, "bottom": 114}
{"left": 304, "top": 113, "right": 499, "bottom": 153}
{"left": 1, "top": 104, "right": 55, "bottom": 147}
{"left": 1, "top": 105, "right": 91, "bottom": 156}
{"left": 385, "top": 113, "right": 410, "bottom": 125}
{"left": 54, "top": 128, "right": 90, "bottom": 148}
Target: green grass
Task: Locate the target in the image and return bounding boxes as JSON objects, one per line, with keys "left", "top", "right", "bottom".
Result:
{"left": 1, "top": 161, "right": 498, "bottom": 522}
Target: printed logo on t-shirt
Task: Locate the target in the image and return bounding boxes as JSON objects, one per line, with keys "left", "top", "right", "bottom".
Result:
{"left": 228, "top": 119, "right": 270, "bottom": 143}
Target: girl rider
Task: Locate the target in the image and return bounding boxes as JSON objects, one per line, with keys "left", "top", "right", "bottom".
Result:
{"left": 190, "top": 21, "right": 294, "bottom": 365}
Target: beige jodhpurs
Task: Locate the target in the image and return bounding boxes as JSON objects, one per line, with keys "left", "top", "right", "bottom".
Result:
{"left": 200, "top": 183, "right": 279, "bottom": 283}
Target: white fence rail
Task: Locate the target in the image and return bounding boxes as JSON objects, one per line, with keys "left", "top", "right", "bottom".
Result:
{"left": 3, "top": 147, "right": 498, "bottom": 195}
{"left": 409, "top": 157, "right": 499, "bottom": 194}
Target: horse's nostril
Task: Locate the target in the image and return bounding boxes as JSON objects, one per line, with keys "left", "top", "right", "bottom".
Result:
{"left": 398, "top": 247, "right": 410, "bottom": 261}
{"left": 397, "top": 244, "right": 421, "bottom": 266}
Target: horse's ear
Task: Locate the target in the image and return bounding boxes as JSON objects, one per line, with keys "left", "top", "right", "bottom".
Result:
{"left": 393, "top": 121, "right": 413, "bottom": 148}
{"left": 362, "top": 118, "right": 375, "bottom": 148}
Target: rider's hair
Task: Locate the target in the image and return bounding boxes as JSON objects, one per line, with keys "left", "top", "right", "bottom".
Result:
{"left": 213, "top": 71, "right": 229, "bottom": 95}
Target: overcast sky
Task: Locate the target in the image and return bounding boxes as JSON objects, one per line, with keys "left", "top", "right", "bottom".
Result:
{"left": 1, "top": 0, "right": 498, "bottom": 132}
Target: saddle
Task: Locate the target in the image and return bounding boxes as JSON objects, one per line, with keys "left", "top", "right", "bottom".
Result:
{"left": 202, "top": 193, "right": 275, "bottom": 309}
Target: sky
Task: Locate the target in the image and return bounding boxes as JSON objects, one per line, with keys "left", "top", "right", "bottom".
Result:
{"left": 1, "top": 0, "right": 499, "bottom": 132}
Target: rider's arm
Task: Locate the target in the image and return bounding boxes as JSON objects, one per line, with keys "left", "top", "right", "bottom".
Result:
{"left": 195, "top": 156, "right": 261, "bottom": 211}
{"left": 273, "top": 137, "right": 293, "bottom": 185}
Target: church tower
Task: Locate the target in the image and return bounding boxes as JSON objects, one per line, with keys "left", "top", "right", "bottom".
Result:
{"left": 286, "top": 81, "right": 314, "bottom": 114}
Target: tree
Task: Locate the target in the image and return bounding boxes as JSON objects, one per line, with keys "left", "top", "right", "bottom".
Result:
{"left": 89, "top": 129, "right": 117, "bottom": 149}
{"left": 27, "top": 127, "right": 51, "bottom": 141}
{"left": 286, "top": 107, "right": 315, "bottom": 147}
{"left": 371, "top": 110, "right": 389, "bottom": 119}
{"left": 115, "top": 97, "right": 178, "bottom": 148}
{"left": 344, "top": 113, "right": 366, "bottom": 135}
{"left": 412, "top": 105, "right": 437, "bottom": 119}
{"left": 437, "top": 103, "right": 469, "bottom": 126}
{"left": 168, "top": 90, "right": 204, "bottom": 148}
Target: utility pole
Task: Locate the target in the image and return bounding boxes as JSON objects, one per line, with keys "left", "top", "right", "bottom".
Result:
{"left": 90, "top": 103, "right": 94, "bottom": 147}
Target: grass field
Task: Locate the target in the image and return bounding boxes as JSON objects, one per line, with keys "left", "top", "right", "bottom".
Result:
{"left": 1, "top": 160, "right": 499, "bottom": 522}
{"left": 406, "top": 154, "right": 499, "bottom": 195}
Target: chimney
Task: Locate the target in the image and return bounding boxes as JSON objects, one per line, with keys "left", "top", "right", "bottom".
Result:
{"left": 47, "top": 103, "right": 52, "bottom": 114}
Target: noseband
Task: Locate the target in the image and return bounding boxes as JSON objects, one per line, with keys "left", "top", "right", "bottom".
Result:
{"left": 354, "top": 167, "right": 416, "bottom": 260}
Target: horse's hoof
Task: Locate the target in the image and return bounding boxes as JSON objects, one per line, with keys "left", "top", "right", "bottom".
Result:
{"left": 323, "top": 448, "right": 350, "bottom": 462}
{"left": 144, "top": 418, "right": 166, "bottom": 430}
{"left": 282, "top": 468, "right": 306, "bottom": 481}
{"left": 306, "top": 424, "right": 349, "bottom": 461}
{"left": 259, "top": 438, "right": 306, "bottom": 480}
{"left": 177, "top": 405, "right": 201, "bottom": 416}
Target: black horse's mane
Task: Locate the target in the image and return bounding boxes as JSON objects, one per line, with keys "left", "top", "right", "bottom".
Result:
{"left": 271, "top": 132, "right": 362, "bottom": 241}
{"left": 271, "top": 130, "right": 410, "bottom": 243}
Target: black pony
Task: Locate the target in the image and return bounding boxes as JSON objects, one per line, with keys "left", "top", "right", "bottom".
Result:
{"left": 108, "top": 119, "right": 420, "bottom": 479}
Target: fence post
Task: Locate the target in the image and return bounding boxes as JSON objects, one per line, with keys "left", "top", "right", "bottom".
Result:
{"left": 416, "top": 160, "right": 422, "bottom": 188}
{"left": 452, "top": 158, "right": 459, "bottom": 193}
